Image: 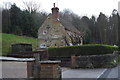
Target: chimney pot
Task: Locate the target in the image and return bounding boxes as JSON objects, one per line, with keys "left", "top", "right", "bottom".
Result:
{"left": 54, "top": 3, "right": 55, "bottom": 7}
{"left": 51, "top": 3, "right": 59, "bottom": 20}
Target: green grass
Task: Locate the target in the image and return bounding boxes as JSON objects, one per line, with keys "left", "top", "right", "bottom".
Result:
{"left": 2, "top": 33, "right": 38, "bottom": 56}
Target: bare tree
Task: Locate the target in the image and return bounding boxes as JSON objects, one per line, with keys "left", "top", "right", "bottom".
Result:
{"left": 3, "top": 2, "right": 11, "bottom": 9}
{"left": 23, "top": 1, "right": 40, "bottom": 13}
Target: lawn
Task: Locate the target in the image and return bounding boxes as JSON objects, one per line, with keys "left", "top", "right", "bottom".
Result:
{"left": 2, "top": 33, "right": 38, "bottom": 56}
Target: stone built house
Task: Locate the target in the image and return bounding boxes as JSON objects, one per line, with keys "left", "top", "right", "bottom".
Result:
{"left": 38, "top": 3, "right": 83, "bottom": 47}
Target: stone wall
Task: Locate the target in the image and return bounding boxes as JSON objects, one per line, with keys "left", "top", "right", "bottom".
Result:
{"left": 49, "top": 51, "right": 119, "bottom": 68}
{"left": 38, "top": 15, "right": 66, "bottom": 47}
{"left": 49, "top": 57, "right": 71, "bottom": 67}
{"left": 72, "top": 51, "right": 119, "bottom": 68}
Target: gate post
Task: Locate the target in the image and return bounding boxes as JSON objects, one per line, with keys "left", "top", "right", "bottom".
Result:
{"left": 33, "top": 53, "right": 40, "bottom": 78}
{"left": 71, "top": 56, "right": 77, "bottom": 68}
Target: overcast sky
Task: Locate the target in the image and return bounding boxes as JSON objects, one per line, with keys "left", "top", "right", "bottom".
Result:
{"left": 0, "top": 0, "right": 120, "bottom": 17}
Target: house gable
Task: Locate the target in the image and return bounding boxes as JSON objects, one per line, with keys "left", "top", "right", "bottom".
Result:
{"left": 38, "top": 3, "right": 83, "bottom": 47}
{"left": 38, "top": 15, "right": 66, "bottom": 47}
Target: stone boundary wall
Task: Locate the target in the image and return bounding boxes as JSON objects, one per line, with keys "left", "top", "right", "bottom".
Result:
{"left": 72, "top": 51, "right": 119, "bottom": 68}
{"left": 49, "top": 57, "right": 71, "bottom": 67}
{"left": 49, "top": 51, "right": 119, "bottom": 68}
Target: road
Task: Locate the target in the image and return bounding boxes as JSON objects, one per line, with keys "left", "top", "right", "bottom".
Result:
{"left": 62, "top": 68, "right": 106, "bottom": 79}
{"left": 62, "top": 64, "right": 120, "bottom": 80}
{"left": 98, "top": 63, "right": 120, "bottom": 80}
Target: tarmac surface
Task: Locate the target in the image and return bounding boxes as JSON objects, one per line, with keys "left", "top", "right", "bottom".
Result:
{"left": 98, "top": 63, "right": 120, "bottom": 80}
{"left": 62, "top": 68, "right": 106, "bottom": 78}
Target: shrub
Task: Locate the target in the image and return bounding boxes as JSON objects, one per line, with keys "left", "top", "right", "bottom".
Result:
{"left": 48, "top": 44, "right": 118, "bottom": 57}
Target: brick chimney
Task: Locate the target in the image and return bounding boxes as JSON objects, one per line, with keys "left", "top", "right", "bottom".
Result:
{"left": 51, "top": 3, "right": 59, "bottom": 20}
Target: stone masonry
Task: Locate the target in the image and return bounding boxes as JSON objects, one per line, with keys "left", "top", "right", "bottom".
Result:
{"left": 38, "top": 3, "right": 82, "bottom": 47}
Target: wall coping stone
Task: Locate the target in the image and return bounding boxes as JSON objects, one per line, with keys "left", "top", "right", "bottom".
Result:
{"left": 0, "top": 56, "right": 35, "bottom": 62}
{"left": 40, "top": 60, "right": 61, "bottom": 64}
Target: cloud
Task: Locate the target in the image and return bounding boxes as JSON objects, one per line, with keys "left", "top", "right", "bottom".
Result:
{"left": 0, "top": 0, "right": 119, "bottom": 17}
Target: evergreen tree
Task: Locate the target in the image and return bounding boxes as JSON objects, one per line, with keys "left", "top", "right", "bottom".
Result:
{"left": 97, "top": 12, "right": 109, "bottom": 44}
{"left": 9, "top": 3, "right": 22, "bottom": 35}
{"left": 2, "top": 9, "right": 11, "bottom": 33}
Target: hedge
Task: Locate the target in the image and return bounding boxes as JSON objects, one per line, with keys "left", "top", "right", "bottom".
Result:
{"left": 48, "top": 44, "right": 118, "bottom": 57}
